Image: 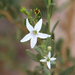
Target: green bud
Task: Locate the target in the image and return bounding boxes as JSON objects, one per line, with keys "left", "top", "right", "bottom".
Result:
{"left": 20, "top": 6, "right": 26, "bottom": 13}
{"left": 20, "top": 6, "right": 29, "bottom": 16}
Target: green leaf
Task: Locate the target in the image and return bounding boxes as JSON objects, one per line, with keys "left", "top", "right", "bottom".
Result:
{"left": 51, "top": 39, "right": 55, "bottom": 57}
{"left": 23, "top": 19, "right": 26, "bottom": 25}
{"left": 34, "top": 66, "right": 43, "bottom": 71}
{"left": 46, "top": 37, "right": 51, "bottom": 49}
{"left": 56, "top": 38, "right": 63, "bottom": 51}
{"left": 29, "top": 9, "right": 32, "bottom": 15}
{"left": 43, "top": 68, "right": 50, "bottom": 75}
{"left": 52, "top": 20, "right": 60, "bottom": 34}
{"left": 49, "top": 1, "right": 54, "bottom": 17}
{"left": 51, "top": 61, "right": 56, "bottom": 68}
{"left": 41, "top": 22, "right": 48, "bottom": 33}
{"left": 26, "top": 49, "right": 39, "bottom": 62}
{"left": 51, "top": 64, "right": 56, "bottom": 68}
{"left": 34, "top": 46, "right": 43, "bottom": 56}
{"left": 51, "top": 33, "right": 54, "bottom": 40}
{"left": 66, "top": 47, "right": 71, "bottom": 59}
{"left": 59, "top": 66, "right": 74, "bottom": 75}
{"left": 51, "top": 71, "right": 55, "bottom": 75}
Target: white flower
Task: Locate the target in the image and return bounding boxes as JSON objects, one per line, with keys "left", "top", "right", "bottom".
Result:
{"left": 20, "top": 18, "right": 51, "bottom": 48}
{"left": 40, "top": 52, "right": 56, "bottom": 69}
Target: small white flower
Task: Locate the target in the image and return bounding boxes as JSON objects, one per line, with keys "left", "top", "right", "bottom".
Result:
{"left": 20, "top": 18, "right": 51, "bottom": 48}
{"left": 40, "top": 52, "right": 56, "bottom": 69}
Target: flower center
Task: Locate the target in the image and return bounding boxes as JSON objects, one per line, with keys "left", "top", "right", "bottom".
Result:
{"left": 35, "top": 10, "right": 39, "bottom": 13}
{"left": 46, "top": 58, "right": 50, "bottom": 61}
{"left": 33, "top": 30, "right": 37, "bottom": 35}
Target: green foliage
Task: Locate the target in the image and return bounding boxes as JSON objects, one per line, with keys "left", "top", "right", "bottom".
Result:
{"left": 56, "top": 38, "right": 63, "bottom": 51}
{"left": 46, "top": 37, "right": 51, "bottom": 49}
{"left": 1, "top": 0, "right": 74, "bottom": 75}
{"left": 41, "top": 22, "right": 48, "bottom": 33}
{"left": 24, "top": 19, "right": 26, "bottom": 25}
{"left": 0, "top": 0, "right": 22, "bottom": 20}
{"left": 20, "top": 6, "right": 32, "bottom": 18}
{"left": 26, "top": 70, "right": 42, "bottom": 75}
{"left": 43, "top": 68, "right": 50, "bottom": 75}
{"left": 34, "top": 66, "right": 43, "bottom": 71}
{"left": 46, "top": 38, "right": 55, "bottom": 57}
{"left": 51, "top": 39, "right": 55, "bottom": 57}
{"left": 0, "top": 0, "right": 21, "bottom": 10}
{"left": 34, "top": 46, "right": 43, "bottom": 56}
{"left": 26, "top": 49, "right": 39, "bottom": 62}
{"left": 59, "top": 66, "right": 75, "bottom": 75}
{"left": 66, "top": 47, "right": 71, "bottom": 60}
{"left": 52, "top": 20, "right": 60, "bottom": 34}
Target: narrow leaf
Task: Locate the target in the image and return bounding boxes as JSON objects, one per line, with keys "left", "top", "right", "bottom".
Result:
{"left": 46, "top": 37, "right": 51, "bottom": 49}
{"left": 43, "top": 68, "right": 50, "bottom": 75}
{"left": 51, "top": 39, "right": 55, "bottom": 57}
{"left": 41, "top": 22, "right": 48, "bottom": 33}
{"left": 26, "top": 49, "right": 39, "bottom": 62}
{"left": 56, "top": 38, "right": 63, "bottom": 51}
{"left": 34, "top": 66, "right": 43, "bottom": 71}
{"left": 34, "top": 46, "right": 43, "bottom": 56}
{"left": 24, "top": 19, "right": 26, "bottom": 25}
{"left": 52, "top": 20, "right": 60, "bottom": 34}
{"left": 59, "top": 66, "right": 74, "bottom": 75}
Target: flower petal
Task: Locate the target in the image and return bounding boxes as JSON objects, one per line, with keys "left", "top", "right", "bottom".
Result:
{"left": 30, "top": 36, "right": 37, "bottom": 48}
{"left": 48, "top": 52, "right": 51, "bottom": 58}
{"left": 47, "top": 61, "right": 51, "bottom": 69}
{"left": 34, "top": 19, "right": 42, "bottom": 32}
{"left": 20, "top": 33, "right": 31, "bottom": 42}
{"left": 50, "top": 57, "right": 56, "bottom": 61}
{"left": 40, "top": 59, "right": 46, "bottom": 62}
{"left": 44, "top": 56, "right": 47, "bottom": 59}
{"left": 26, "top": 18, "right": 33, "bottom": 32}
{"left": 37, "top": 33, "right": 51, "bottom": 39}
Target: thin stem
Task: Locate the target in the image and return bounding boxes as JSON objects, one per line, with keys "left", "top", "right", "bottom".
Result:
{"left": 47, "top": 1, "right": 51, "bottom": 75}
{"left": 34, "top": 14, "right": 37, "bottom": 21}
{"left": 47, "top": 0, "right": 51, "bottom": 34}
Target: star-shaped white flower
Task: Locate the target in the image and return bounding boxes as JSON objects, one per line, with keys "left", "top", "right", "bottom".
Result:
{"left": 20, "top": 18, "right": 51, "bottom": 48}
{"left": 40, "top": 52, "right": 56, "bottom": 69}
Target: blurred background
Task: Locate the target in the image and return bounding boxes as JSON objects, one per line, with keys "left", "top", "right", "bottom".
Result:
{"left": 0, "top": 0, "right": 75, "bottom": 75}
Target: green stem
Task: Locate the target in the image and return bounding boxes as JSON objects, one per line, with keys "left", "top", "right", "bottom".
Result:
{"left": 47, "top": 0, "right": 51, "bottom": 34}
{"left": 34, "top": 14, "right": 37, "bottom": 21}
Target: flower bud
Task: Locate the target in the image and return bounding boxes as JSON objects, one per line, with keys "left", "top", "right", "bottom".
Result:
{"left": 47, "top": 46, "right": 52, "bottom": 51}
{"left": 20, "top": 6, "right": 29, "bottom": 16}
{"left": 20, "top": 6, "right": 26, "bottom": 13}
{"left": 34, "top": 8, "right": 40, "bottom": 14}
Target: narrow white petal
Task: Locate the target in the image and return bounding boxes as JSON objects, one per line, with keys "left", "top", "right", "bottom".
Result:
{"left": 30, "top": 36, "right": 37, "bottom": 48}
{"left": 47, "top": 61, "right": 51, "bottom": 69}
{"left": 50, "top": 57, "right": 56, "bottom": 61}
{"left": 48, "top": 52, "right": 51, "bottom": 58}
{"left": 34, "top": 19, "right": 42, "bottom": 32}
{"left": 20, "top": 33, "right": 31, "bottom": 42}
{"left": 44, "top": 56, "right": 47, "bottom": 59}
{"left": 40, "top": 59, "right": 46, "bottom": 62}
{"left": 26, "top": 19, "right": 33, "bottom": 32}
{"left": 37, "top": 33, "right": 51, "bottom": 39}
